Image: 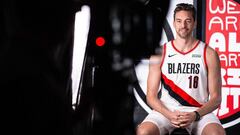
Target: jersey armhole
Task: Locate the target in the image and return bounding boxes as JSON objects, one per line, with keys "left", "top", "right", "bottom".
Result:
{"left": 160, "top": 43, "right": 166, "bottom": 68}
{"left": 204, "top": 44, "right": 208, "bottom": 73}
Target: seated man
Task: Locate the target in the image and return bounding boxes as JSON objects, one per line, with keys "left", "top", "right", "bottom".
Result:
{"left": 136, "top": 3, "right": 225, "bottom": 135}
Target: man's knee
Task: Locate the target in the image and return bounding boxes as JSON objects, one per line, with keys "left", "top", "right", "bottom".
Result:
{"left": 205, "top": 129, "right": 225, "bottom": 135}
{"left": 136, "top": 122, "right": 160, "bottom": 135}
{"left": 210, "top": 127, "right": 225, "bottom": 135}
{"left": 136, "top": 126, "right": 148, "bottom": 135}
{"left": 202, "top": 123, "right": 225, "bottom": 135}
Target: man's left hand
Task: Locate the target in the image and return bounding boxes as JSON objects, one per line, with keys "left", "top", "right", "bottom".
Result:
{"left": 177, "top": 111, "right": 196, "bottom": 128}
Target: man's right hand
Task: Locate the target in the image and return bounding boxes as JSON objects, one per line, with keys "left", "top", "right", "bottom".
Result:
{"left": 166, "top": 110, "right": 182, "bottom": 128}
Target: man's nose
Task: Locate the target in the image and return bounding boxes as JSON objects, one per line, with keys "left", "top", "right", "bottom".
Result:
{"left": 181, "top": 22, "right": 187, "bottom": 28}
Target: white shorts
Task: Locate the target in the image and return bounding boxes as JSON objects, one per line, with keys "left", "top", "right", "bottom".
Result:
{"left": 142, "top": 110, "right": 222, "bottom": 135}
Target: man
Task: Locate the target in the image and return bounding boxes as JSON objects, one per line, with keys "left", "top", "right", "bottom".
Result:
{"left": 136, "top": 3, "right": 225, "bottom": 135}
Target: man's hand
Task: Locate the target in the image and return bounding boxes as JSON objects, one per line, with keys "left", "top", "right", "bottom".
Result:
{"left": 177, "top": 111, "right": 196, "bottom": 128}
{"left": 166, "top": 110, "right": 182, "bottom": 128}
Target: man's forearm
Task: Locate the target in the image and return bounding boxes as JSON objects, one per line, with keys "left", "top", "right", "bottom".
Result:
{"left": 147, "top": 97, "right": 171, "bottom": 118}
{"left": 196, "top": 97, "right": 221, "bottom": 117}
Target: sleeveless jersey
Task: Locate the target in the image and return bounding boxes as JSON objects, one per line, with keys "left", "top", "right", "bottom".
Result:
{"left": 160, "top": 40, "right": 208, "bottom": 108}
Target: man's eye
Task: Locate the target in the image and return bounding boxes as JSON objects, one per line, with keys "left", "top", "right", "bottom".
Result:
{"left": 186, "top": 20, "right": 191, "bottom": 23}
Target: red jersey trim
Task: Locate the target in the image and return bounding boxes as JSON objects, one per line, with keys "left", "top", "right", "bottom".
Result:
{"left": 204, "top": 44, "right": 208, "bottom": 73}
{"left": 161, "top": 73, "right": 202, "bottom": 107}
{"left": 171, "top": 40, "right": 200, "bottom": 55}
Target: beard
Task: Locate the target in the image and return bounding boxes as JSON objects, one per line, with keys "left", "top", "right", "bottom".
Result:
{"left": 176, "top": 28, "right": 192, "bottom": 38}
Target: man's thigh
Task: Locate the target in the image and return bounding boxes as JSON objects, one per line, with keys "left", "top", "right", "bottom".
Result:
{"left": 142, "top": 110, "right": 174, "bottom": 134}
{"left": 201, "top": 123, "right": 225, "bottom": 135}
{"left": 192, "top": 113, "right": 223, "bottom": 135}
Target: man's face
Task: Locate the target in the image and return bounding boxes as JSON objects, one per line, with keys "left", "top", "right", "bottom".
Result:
{"left": 173, "top": 10, "right": 195, "bottom": 39}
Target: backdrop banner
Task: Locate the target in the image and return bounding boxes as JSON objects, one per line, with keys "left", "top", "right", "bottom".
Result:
{"left": 205, "top": 0, "right": 240, "bottom": 133}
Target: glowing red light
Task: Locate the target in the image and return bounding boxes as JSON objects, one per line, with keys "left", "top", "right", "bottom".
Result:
{"left": 96, "top": 37, "right": 105, "bottom": 47}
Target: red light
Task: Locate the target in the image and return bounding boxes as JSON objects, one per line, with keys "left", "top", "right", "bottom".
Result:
{"left": 96, "top": 37, "right": 105, "bottom": 47}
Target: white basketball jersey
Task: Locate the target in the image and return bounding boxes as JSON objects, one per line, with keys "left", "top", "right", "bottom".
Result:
{"left": 160, "top": 40, "right": 209, "bottom": 108}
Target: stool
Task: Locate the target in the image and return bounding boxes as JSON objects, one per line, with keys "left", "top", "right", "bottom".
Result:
{"left": 170, "top": 128, "right": 190, "bottom": 135}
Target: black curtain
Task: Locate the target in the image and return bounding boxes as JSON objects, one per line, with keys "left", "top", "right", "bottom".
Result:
{"left": 1, "top": 1, "right": 82, "bottom": 135}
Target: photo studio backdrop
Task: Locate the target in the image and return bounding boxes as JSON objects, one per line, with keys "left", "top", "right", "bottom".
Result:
{"left": 133, "top": 0, "right": 239, "bottom": 134}
{"left": 70, "top": 0, "right": 239, "bottom": 134}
